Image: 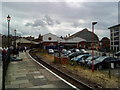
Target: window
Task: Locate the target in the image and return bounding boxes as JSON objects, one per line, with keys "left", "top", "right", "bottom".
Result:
{"left": 114, "top": 41, "right": 119, "bottom": 45}
{"left": 111, "top": 42, "right": 113, "bottom": 45}
{"left": 114, "top": 32, "right": 119, "bottom": 36}
{"left": 111, "top": 37, "right": 113, "bottom": 40}
{"left": 114, "top": 37, "right": 119, "bottom": 40}
{"left": 48, "top": 37, "right": 52, "bottom": 40}
{"left": 114, "top": 27, "right": 119, "bottom": 32}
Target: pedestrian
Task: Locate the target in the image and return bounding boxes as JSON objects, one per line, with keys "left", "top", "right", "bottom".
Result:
{"left": 2, "top": 48, "right": 7, "bottom": 60}
{"left": 24, "top": 46, "right": 27, "bottom": 52}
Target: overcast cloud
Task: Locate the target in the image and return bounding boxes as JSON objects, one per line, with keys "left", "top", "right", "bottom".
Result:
{"left": 1, "top": 1, "right": 118, "bottom": 40}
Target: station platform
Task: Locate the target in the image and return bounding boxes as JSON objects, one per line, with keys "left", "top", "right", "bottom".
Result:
{"left": 5, "top": 51, "right": 74, "bottom": 89}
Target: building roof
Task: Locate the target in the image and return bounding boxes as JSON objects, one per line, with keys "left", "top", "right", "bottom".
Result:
{"left": 108, "top": 24, "right": 120, "bottom": 29}
{"left": 43, "top": 33, "right": 60, "bottom": 38}
{"left": 100, "top": 37, "right": 110, "bottom": 42}
{"left": 68, "top": 28, "right": 99, "bottom": 42}
{"left": 15, "top": 38, "right": 39, "bottom": 44}
{"left": 42, "top": 33, "right": 63, "bottom": 42}
{"left": 61, "top": 37, "right": 86, "bottom": 43}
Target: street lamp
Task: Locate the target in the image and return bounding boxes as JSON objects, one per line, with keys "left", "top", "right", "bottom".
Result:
{"left": 7, "top": 15, "right": 11, "bottom": 48}
{"left": 2, "top": 15, "right": 11, "bottom": 90}
{"left": 92, "top": 22, "right": 97, "bottom": 72}
{"left": 14, "top": 29, "right": 16, "bottom": 50}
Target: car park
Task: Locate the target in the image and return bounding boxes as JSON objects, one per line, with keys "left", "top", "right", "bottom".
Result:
{"left": 87, "top": 56, "right": 120, "bottom": 70}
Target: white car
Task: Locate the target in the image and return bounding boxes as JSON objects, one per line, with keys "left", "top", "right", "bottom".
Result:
{"left": 62, "top": 49, "right": 67, "bottom": 54}
{"left": 48, "top": 49, "right": 54, "bottom": 54}
{"left": 81, "top": 49, "right": 87, "bottom": 53}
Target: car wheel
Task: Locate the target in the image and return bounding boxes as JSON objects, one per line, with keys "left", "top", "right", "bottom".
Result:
{"left": 98, "top": 65, "right": 102, "bottom": 70}
{"left": 70, "top": 61, "right": 74, "bottom": 66}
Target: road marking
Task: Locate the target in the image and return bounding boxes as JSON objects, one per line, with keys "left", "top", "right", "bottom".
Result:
{"left": 28, "top": 52, "right": 79, "bottom": 90}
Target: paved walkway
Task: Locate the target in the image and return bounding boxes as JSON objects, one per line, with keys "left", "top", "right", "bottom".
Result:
{"left": 5, "top": 51, "right": 73, "bottom": 89}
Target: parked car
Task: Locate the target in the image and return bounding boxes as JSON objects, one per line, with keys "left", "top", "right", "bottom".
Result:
{"left": 62, "top": 49, "right": 67, "bottom": 54}
{"left": 80, "top": 49, "right": 88, "bottom": 53}
{"left": 64, "top": 51, "right": 71, "bottom": 56}
{"left": 68, "top": 48, "right": 80, "bottom": 53}
{"left": 48, "top": 49, "right": 54, "bottom": 54}
{"left": 87, "top": 56, "right": 120, "bottom": 70}
{"left": 74, "top": 49, "right": 80, "bottom": 52}
{"left": 79, "top": 56, "right": 99, "bottom": 66}
{"left": 68, "top": 51, "right": 84, "bottom": 59}
{"left": 70, "top": 54, "right": 90, "bottom": 65}
{"left": 115, "top": 51, "right": 120, "bottom": 56}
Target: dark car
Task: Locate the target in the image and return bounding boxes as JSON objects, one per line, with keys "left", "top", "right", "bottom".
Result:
{"left": 79, "top": 56, "right": 99, "bottom": 66}
{"left": 69, "top": 48, "right": 80, "bottom": 53}
{"left": 70, "top": 54, "right": 90, "bottom": 65}
{"left": 87, "top": 56, "right": 120, "bottom": 70}
{"left": 115, "top": 51, "right": 120, "bottom": 56}
{"left": 68, "top": 51, "right": 84, "bottom": 59}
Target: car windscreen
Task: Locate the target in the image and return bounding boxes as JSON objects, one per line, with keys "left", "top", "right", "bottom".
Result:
{"left": 77, "top": 55, "right": 84, "bottom": 58}
{"left": 95, "top": 56, "right": 108, "bottom": 62}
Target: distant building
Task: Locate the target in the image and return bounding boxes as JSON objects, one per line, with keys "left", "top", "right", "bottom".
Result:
{"left": 42, "top": 33, "right": 86, "bottom": 49}
{"left": 67, "top": 28, "right": 99, "bottom": 49}
{"left": 42, "top": 33, "right": 62, "bottom": 49}
{"left": 14, "top": 38, "right": 39, "bottom": 48}
{"left": 24, "top": 36, "right": 35, "bottom": 41}
{"left": 61, "top": 37, "right": 86, "bottom": 49}
{"left": 2, "top": 35, "right": 19, "bottom": 48}
{"left": 108, "top": 24, "right": 120, "bottom": 52}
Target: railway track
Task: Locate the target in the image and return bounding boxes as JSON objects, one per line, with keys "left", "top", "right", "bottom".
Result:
{"left": 29, "top": 50, "right": 95, "bottom": 90}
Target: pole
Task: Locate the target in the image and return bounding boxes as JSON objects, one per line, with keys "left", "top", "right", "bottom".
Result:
{"left": 8, "top": 20, "right": 10, "bottom": 48}
{"left": 108, "top": 61, "right": 111, "bottom": 78}
{"left": 14, "top": 30, "right": 16, "bottom": 50}
{"left": 92, "top": 24, "right": 94, "bottom": 72}
{"left": 2, "top": 16, "right": 10, "bottom": 90}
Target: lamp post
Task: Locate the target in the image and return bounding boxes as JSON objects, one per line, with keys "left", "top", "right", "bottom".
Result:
{"left": 92, "top": 22, "right": 97, "bottom": 72}
{"left": 7, "top": 15, "right": 11, "bottom": 48}
{"left": 14, "top": 29, "right": 16, "bottom": 50}
{"left": 2, "top": 15, "right": 11, "bottom": 90}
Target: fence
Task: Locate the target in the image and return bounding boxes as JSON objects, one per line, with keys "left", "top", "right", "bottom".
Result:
{"left": 54, "top": 56, "right": 69, "bottom": 65}
{"left": 87, "top": 50, "right": 119, "bottom": 59}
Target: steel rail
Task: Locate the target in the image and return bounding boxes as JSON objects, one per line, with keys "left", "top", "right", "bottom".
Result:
{"left": 29, "top": 50, "right": 95, "bottom": 90}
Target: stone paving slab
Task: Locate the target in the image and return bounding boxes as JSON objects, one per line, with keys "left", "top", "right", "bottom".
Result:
{"left": 5, "top": 51, "right": 73, "bottom": 89}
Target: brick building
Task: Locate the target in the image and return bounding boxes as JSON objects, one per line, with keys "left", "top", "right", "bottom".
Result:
{"left": 67, "top": 28, "right": 99, "bottom": 49}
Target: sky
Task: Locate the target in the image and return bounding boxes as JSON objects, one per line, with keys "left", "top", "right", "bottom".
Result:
{"left": 1, "top": 0, "right": 119, "bottom": 40}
